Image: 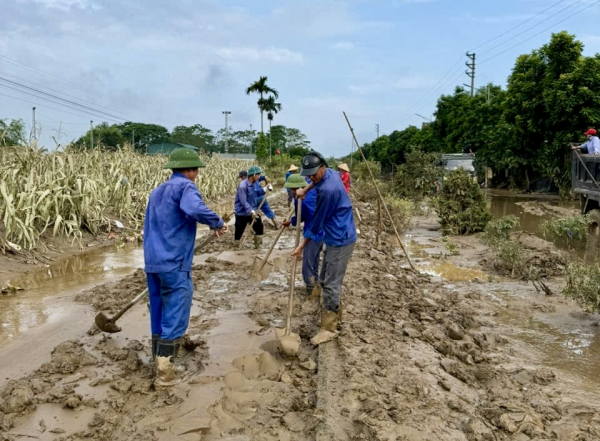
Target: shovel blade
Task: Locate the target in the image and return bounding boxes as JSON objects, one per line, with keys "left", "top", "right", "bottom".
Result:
{"left": 251, "top": 257, "right": 273, "bottom": 282}
{"left": 95, "top": 312, "right": 122, "bottom": 333}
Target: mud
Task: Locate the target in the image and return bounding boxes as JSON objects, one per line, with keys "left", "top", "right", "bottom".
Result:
{"left": 1, "top": 190, "right": 600, "bottom": 440}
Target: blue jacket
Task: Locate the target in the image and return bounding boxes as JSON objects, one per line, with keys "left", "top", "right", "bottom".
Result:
{"left": 234, "top": 179, "right": 257, "bottom": 216}
{"left": 144, "top": 173, "right": 223, "bottom": 273}
{"left": 305, "top": 168, "right": 356, "bottom": 247}
{"left": 253, "top": 179, "right": 267, "bottom": 204}
{"left": 291, "top": 179, "right": 324, "bottom": 242}
{"left": 285, "top": 171, "right": 292, "bottom": 192}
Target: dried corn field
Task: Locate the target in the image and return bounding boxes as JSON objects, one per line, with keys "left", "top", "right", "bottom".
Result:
{"left": 0, "top": 146, "right": 253, "bottom": 249}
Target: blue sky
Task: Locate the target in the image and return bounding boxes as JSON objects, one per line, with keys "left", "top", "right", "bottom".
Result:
{"left": 2, "top": 0, "right": 600, "bottom": 157}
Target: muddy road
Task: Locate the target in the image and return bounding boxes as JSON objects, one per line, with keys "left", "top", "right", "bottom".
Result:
{"left": 1, "top": 192, "right": 600, "bottom": 440}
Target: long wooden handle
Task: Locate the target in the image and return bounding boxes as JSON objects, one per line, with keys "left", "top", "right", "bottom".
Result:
{"left": 110, "top": 288, "right": 148, "bottom": 322}
{"left": 239, "top": 188, "right": 271, "bottom": 248}
{"left": 194, "top": 232, "right": 217, "bottom": 253}
{"left": 285, "top": 199, "right": 302, "bottom": 335}
{"left": 343, "top": 111, "right": 415, "bottom": 271}
{"left": 258, "top": 207, "right": 295, "bottom": 271}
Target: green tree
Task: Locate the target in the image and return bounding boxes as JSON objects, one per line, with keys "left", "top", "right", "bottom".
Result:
{"left": 263, "top": 95, "right": 282, "bottom": 158}
{"left": 116, "top": 122, "right": 170, "bottom": 152}
{"left": 246, "top": 76, "right": 279, "bottom": 133}
{"left": 171, "top": 124, "right": 215, "bottom": 152}
{"left": 0, "top": 119, "right": 26, "bottom": 146}
{"left": 256, "top": 132, "right": 269, "bottom": 161}
{"left": 76, "top": 122, "right": 124, "bottom": 149}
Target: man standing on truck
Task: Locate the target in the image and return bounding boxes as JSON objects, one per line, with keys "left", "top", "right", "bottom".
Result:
{"left": 572, "top": 128, "right": 600, "bottom": 155}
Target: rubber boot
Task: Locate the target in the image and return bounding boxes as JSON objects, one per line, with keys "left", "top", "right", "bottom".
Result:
{"left": 151, "top": 334, "right": 159, "bottom": 362}
{"left": 253, "top": 235, "right": 263, "bottom": 250}
{"left": 310, "top": 283, "right": 322, "bottom": 300}
{"left": 310, "top": 310, "right": 339, "bottom": 346}
{"left": 271, "top": 218, "right": 279, "bottom": 229}
{"left": 155, "top": 339, "right": 180, "bottom": 387}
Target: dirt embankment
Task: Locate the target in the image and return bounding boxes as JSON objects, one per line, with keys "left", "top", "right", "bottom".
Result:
{"left": 1, "top": 191, "right": 600, "bottom": 440}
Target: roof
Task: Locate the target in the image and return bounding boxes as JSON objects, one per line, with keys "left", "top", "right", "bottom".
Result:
{"left": 147, "top": 142, "right": 200, "bottom": 155}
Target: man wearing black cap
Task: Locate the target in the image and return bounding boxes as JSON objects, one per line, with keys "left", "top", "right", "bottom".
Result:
{"left": 292, "top": 151, "right": 356, "bottom": 345}
{"left": 238, "top": 170, "right": 248, "bottom": 180}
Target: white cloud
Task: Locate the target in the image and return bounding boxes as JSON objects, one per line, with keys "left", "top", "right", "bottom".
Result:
{"left": 215, "top": 46, "right": 304, "bottom": 64}
{"left": 330, "top": 41, "right": 355, "bottom": 50}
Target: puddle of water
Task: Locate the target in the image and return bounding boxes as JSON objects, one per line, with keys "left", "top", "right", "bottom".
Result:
{"left": 421, "top": 261, "right": 488, "bottom": 282}
{"left": 496, "top": 306, "right": 600, "bottom": 390}
{"left": 0, "top": 244, "right": 144, "bottom": 348}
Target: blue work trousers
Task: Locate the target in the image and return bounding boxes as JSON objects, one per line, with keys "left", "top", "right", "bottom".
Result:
{"left": 257, "top": 196, "right": 275, "bottom": 219}
{"left": 147, "top": 271, "right": 193, "bottom": 341}
{"left": 303, "top": 239, "right": 323, "bottom": 290}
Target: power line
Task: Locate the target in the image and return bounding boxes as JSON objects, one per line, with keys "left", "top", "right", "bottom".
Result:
{"left": 470, "top": 0, "right": 570, "bottom": 52}
{"left": 0, "top": 68, "right": 142, "bottom": 122}
{"left": 478, "top": 0, "right": 583, "bottom": 57}
{"left": 0, "top": 75, "right": 128, "bottom": 122}
{"left": 0, "top": 54, "right": 145, "bottom": 118}
{"left": 480, "top": 0, "right": 600, "bottom": 65}
{"left": 0, "top": 82, "right": 125, "bottom": 122}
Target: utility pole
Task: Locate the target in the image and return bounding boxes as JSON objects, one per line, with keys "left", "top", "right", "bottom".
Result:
{"left": 486, "top": 84, "right": 491, "bottom": 105}
{"left": 249, "top": 124, "right": 253, "bottom": 155}
{"left": 31, "top": 107, "right": 36, "bottom": 145}
{"left": 464, "top": 52, "right": 476, "bottom": 97}
{"left": 222, "top": 111, "right": 231, "bottom": 153}
{"left": 90, "top": 120, "right": 94, "bottom": 149}
{"left": 131, "top": 129, "right": 135, "bottom": 149}
{"left": 375, "top": 123, "right": 380, "bottom": 139}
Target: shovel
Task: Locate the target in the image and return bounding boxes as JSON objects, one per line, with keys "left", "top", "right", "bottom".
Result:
{"left": 251, "top": 207, "right": 295, "bottom": 282}
{"left": 194, "top": 212, "right": 233, "bottom": 254}
{"left": 95, "top": 220, "right": 228, "bottom": 333}
{"left": 276, "top": 199, "right": 303, "bottom": 357}
{"left": 95, "top": 288, "right": 148, "bottom": 333}
{"left": 239, "top": 188, "right": 270, "bottom": 249}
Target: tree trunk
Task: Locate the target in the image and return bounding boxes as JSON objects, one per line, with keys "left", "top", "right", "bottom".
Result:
{"left": 269, "top": 119, "right": 272, "bottom": 161}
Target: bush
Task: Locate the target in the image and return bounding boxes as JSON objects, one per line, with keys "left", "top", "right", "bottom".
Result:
{"left": 437, "top": 169, "right": 491, "bottom": 235}
{"left": 351, "top": 160, "right": 381, "bottom": 181}
{"left": 564, "top": 259, "right": 600, "bottom": 313}
{"left": 256, "top": 133, "right": 269, "bottom": 161}
{"left": 480, "top": 215, "right": 524, "bottom": 277}
{"left": 541, "top": 215, "right": 589, "bottom": 244}
{"left": 393, "top": 151, "right": 442, "bottom": 200}
{"left": 384, "top": 195, "right": 414, "bottom": 232}
{"left": 481, "top": 215, "right": 520, "bottom": 245}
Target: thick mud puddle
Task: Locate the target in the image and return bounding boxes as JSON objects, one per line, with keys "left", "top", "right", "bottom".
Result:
{"left": 0, "top": 244, "right": 144, "bottom": 349}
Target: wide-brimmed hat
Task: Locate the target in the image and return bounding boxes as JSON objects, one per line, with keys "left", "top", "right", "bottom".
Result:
{"left": 337, "top": 163, "right": 349, "bottom": 172}
{"left": 247, "top": 165, "right": 263, "bottom": 175}
{"left": 288, "top": 164, "right": 299, "bottom": 172}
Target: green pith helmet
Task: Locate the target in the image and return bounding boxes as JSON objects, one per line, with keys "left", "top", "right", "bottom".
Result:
{"left": 284, "top": 173, "right": 308, "bottom": 189}
{"left": 247, "top": 165, "right": 263, "bottom": 175}
{"left": 164, "top": 148, "right": 205, "bottom": 169}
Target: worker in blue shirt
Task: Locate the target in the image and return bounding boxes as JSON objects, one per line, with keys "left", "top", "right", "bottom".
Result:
{"left": 282, "top": 173, "right": 324, "bottom": 296}
{"left": 144, "top": 148, "right": 228, "bottom": 387}
{"left": 285, "top": 164, "right": 299, "bottom": 207}
{"left": 234, "top": 165, "right": 264, "bottom": 249}
{"left": 292, "top": 151, "right": 357, "bottom": 346}
{"left": 254, "top": 172, "right": 277, "bottom": 228}
{"left": 572, "top": 128, "right": 600, "bottom": 155}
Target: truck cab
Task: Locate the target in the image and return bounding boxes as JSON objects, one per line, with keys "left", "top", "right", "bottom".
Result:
{"left": 572, "top": 151, "right": 600, "bottom": 214}
{"left": 441, "top": 153, "right": 477, "bottom": 183}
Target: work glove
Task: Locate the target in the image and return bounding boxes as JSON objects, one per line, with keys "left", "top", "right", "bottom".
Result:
{"left": 267, "top": 184, "right": 273, "bottom": 192}
{"left": 251, "top": 210, "right": 258, "bottom": 218}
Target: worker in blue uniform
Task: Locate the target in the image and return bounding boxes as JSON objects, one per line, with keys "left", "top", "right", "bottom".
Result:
{"left": 234, "top": 165, "right": 264, "bottom": 249}
{"left": 292, "top": 151, "right": 357, "bottom": 346}
{"left": 144, "top": 148, "right": 228, "bottom": 387}
{"left": 253, "top": 169, "right": 277, "bottom": 228}
{"left": 282, "top": 173, "right": 324, "bottom": 296}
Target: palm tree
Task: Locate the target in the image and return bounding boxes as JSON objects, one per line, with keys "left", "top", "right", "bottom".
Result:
{"left": 263, "top": 95, "right": 282, "bottom": 161}
{"left": 246, "top": 76, "right": 279, "bottom": 133}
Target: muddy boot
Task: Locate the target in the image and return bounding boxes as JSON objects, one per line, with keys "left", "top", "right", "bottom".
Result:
{"left": 310, "top": 283, "right": 322, "bottom": 300}
{"left": 151, "top": 334, "right": 159, "bottom": 362}
{"left": 271, "top": 218, "right": 279, "bottom": 229}
{"left": 310, "top": 310, "right": 339, "bottom": 346}
{"left": 253, "top": 235, "right": 263, "bottom": 250}
{"left": 155, "top": 339, "right": 180, "bottom": 387}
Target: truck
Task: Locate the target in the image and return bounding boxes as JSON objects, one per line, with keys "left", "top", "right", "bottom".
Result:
{"left": 441, "top": 153, "right": 477, "bottom": 183}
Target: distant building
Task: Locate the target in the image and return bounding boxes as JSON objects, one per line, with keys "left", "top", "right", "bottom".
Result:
{"left": 215, "top": 153, "right": 256, "bottom": 161}
{"left": 146, "top": 142, "right": 200, "bottom": 155}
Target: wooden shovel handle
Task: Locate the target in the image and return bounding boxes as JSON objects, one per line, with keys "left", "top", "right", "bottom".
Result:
{"left": 285, "top": 199, "right": 302, "bottom": 335}
{"left": 258, "top": 207, "right": 295, "bottom": 271}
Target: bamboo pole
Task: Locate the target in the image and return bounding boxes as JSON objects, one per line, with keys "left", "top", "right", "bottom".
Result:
{"left": 343, "top": 112, "right": 416, "bottom": 271}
